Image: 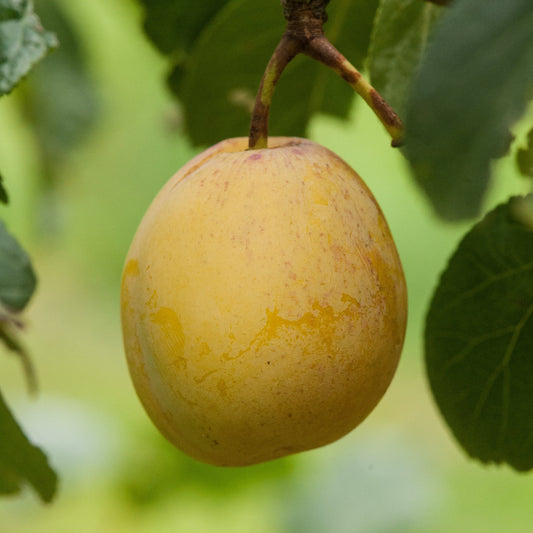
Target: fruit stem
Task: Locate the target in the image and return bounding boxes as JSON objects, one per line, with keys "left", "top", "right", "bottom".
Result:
{"left": 248, "top": 35, "right": 301, "bottom": 150}
{"left": 248, "top": 0, "right": 404, "bottom": 149}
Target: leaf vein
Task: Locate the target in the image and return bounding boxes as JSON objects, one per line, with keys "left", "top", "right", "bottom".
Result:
{"left": 438, "top": 325, "right": 516, "bottom": 375}
{"left": 473, "top": 300, "right": 533, "bottom": 422}
{"left": 445, "top": 260, "right": 533, "bottom": 310}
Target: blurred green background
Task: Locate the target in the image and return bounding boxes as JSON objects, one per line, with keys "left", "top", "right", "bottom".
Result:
{"left": 1, "top": 1, "right": 533, "bottom": 531}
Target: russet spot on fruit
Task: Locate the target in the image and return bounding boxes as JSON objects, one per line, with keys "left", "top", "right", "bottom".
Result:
{"left": 120, "top": 137, "right": 407, "bottom": 466}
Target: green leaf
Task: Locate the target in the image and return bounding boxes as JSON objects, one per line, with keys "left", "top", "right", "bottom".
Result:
{"left": 18, "top": 0, "right": 99, "bottom": 169}
{"left": 516, "top": 127, "right": 533, "bottom": 178}
{"left": 0, "top": 391, "right": 57, "bottom": 502}
{"left": 425, "top": 195, "right": 533, "bottom": 471}
{"left": 0, "top": 172, "right": 8, "bottom": 204}
{"left": 367, "top": 0, "right": 443, "bottom": 119}
{"left": 404, "top": 0, "right": 533, "bottom": 220}
{"left": 138, "top": 0, "right": 231, "bottom": 56}
{"left": 172, "top": 0, "right": 280, "bottom": 145}
{"left": 0, "top": 0, "right": 58, "bottom": 96}
{"left": 0, "top": 220, "right": 37, "bottom": 311}
{"left": 173, "top": 0, "right": 378, "bottom": 146}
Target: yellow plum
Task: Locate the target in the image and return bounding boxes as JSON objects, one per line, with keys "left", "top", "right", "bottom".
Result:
{"left": 121, "top": 137, "right": 407, "bottom": 466}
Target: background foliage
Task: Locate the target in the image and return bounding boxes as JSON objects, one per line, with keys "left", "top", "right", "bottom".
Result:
{"left": 0, "top": 0, "right": 532, "bottom": 530}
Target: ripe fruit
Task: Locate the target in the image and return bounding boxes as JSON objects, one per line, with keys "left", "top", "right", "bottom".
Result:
{"left": 121, "top": 137, "right": 407, "bottom": 466}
